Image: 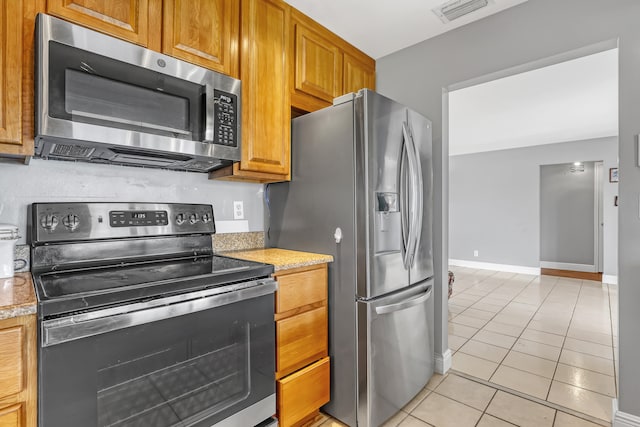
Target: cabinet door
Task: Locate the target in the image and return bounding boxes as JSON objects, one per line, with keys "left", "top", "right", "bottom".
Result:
{"left": 46, "top": 0, "right": 160, "bottom": 47}
{"left": 343, "top": 52, "right": 375, "bottom": 95}
{"left": 162, "top": 0, "right": 239, "bottom": 77}
{"left": 0, "top": 404, "right": 22, "bottom": 427}
{"left": 0, "top": 326, "right": 24, "bottom": 400}
{"left": 236, "top": 0, "right": 290, "bottom": 177}
{"left": 292, "top": 18, "right": 342, "bottom": 106}
{"left": 0, "top": 0, "right": 22, "bottom": 149}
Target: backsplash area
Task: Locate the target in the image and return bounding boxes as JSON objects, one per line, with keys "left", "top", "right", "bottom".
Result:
{"left": 0, "top": 159, "right": 265, "bottom": 245}
{"left": 14, "top": 245, "right": 29, "bottom": 273}
{"left": 213, "top": 232, "right": 264, "bottom": 252}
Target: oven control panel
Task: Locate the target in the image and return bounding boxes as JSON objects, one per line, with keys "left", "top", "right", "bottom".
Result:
{"left": 109, "top": 210, "right": 169, "bottom": 227}
{"left": 31, "top": 203, "right": 216, "bottom": 243}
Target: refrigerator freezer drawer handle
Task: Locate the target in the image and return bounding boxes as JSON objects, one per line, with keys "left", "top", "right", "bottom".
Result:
{"left": 374, "top": 287, "right": 432, "bottom": 315}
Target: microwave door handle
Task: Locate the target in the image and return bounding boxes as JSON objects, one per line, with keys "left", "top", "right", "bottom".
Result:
{"left": 204, "top": 84, "right": 215, "bottom": 142}
{"left": 406, "top": 119, "right": 424, "bottom": 267}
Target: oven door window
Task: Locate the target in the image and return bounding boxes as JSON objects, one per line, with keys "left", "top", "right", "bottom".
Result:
{"left": 47, "top": 41, "right": 205, "bottom": 141}
{"left": 39, "top": 294, "right": 275, "bottom": 427}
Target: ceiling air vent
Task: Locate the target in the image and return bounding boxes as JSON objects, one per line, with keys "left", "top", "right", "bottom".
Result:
{"left": 433, "top": 0, "right": 490, "bottom": 23}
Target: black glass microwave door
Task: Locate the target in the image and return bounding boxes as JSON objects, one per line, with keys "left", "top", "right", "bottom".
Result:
{"left": 48, "top": 41, "right": 205, "bottom": 140}
{"left": 39, "top": 293, "right": 275, "bottom": 427}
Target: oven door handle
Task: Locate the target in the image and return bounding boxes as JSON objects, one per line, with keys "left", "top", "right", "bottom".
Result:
{"left": 41, "top": 279, "right": 278, "bottom": 347}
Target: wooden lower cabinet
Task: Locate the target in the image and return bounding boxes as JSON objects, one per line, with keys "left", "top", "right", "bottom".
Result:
{"left": 274, "top": 264, "right": 330, "bottom": 427}
{"left": 0, "top": 315, "right": 37, "bottom": 427}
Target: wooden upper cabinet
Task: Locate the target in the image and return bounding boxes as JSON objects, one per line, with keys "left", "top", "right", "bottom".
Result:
{"left": 292, "top": 20, "right": 342, "bottom": 104}
{"left": 210, "top": 0, "right": 291, "bottom": 182}
{"left": 162, "top": 0, "right": 239, "bottom": 77}
{"left": 46, "top": 0, "right": 161, "bottom": 48}
{"left": 0, "top": 0, "right": 23, "bottom": 148}
{"left": 343, "top": 51, "right": 375, "bottom": 95}
{"left": 290, "top": 9, "right": 375, "bottom": 113}
{"left": 0, "top": 0, "right": 39, "bottom": 159}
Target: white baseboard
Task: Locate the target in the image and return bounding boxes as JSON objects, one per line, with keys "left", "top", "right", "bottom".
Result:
{"left": 603, "top": 275, "right": 619, "bottom": 285}
{"left": 449, "top": 259, "right": 540, "bottom": 276}
{"left": 435, "top": 349, "right": 452, "bottom": 374}
{"left": 539, "top": 261, "right": 596, "bottom": 273}
{"left": 613, "top": 399, "right": 640, "bottom": 426}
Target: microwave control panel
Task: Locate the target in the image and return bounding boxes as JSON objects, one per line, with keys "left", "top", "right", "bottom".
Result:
{"left": 214, "top": 90, "right": 238, "bottom": 147}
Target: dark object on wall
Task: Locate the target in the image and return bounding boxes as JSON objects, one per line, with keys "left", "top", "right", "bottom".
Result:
{"left": 448, "top": 270, "right": 455, "bottom": 299}
{"left": 615, "top": 195, "right": 619, "bottom": 207}
{"left": 610, "top": 168, "right": 619, "bottom": 182}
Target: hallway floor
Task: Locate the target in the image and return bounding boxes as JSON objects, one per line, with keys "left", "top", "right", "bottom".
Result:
{"left": 447, "top": 267, "right": 617, "bottom": 425}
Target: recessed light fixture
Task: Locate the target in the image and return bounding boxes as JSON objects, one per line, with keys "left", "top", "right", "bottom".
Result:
{"left": 570, "top": 162, "right": 585, "bottom": 173}
{"left": 432, "top": 0, "right": 491, "bottom": 23}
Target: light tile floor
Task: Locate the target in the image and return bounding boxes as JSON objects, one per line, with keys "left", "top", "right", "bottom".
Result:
{"left": 314, "top": 372, "right": 606, "bottom": 427}
{"left": 447, "top": 267, "right": 618, "bottom": 424}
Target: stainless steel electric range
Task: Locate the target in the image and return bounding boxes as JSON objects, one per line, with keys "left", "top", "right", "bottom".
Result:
{"left": 30, "top": 202, "right": 277, "bottom": 427}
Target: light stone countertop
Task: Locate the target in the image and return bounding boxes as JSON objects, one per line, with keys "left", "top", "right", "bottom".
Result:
{"left": 224, "top": 248, "right": 333, "bottom": 271}
{"left": 0, "top": 272, "right": 37, "bottom": 320}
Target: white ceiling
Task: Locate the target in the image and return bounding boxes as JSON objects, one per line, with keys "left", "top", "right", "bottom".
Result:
{"left": 283, "top": 0, "right": 529, "bottom": 59}
{"left": 448, "top": 49, "right": 619, "bottom": 156}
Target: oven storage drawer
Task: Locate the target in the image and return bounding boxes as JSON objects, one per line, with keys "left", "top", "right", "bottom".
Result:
{"left": 277, "top": 357, "right": 330, "bottom": 427}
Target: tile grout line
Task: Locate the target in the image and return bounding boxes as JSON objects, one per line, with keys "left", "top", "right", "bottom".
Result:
{"left": 544, "top": 277, "right": 582, "bottom": 401}
{"left": 450, "top": 370, "right": 610, "bottom": 427}
{"left": 606, "top": 282, "right": 619, "bottom": 398}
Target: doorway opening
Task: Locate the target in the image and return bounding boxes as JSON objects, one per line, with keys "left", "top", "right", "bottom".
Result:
{"left": 539, "top": 161, "right": 604, "bottom": 282}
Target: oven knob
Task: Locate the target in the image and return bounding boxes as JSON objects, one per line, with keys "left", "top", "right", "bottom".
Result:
{"left": 62, "top": 214, "right": 80, "bottom": 231}
{"left": 189, "top": 213, "right": 199, "bottom": 224}
{"left": 40, "top": 214, "right": 59, "bottom": 231}
{"left": 175, "top": 213, "right": 186, "bottom": 225}
{"left": 201, "top": 213, "right": 212, "bottom": 223}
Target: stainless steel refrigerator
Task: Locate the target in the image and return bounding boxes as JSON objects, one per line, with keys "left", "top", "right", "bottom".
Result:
{"left": 267, "top": 89, "right": 434, "bottom": 427}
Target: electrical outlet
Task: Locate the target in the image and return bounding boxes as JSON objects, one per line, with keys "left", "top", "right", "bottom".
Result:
{"left": 473, "top": 250, "right": 479, "bottom": 257}
{"left": 233, "top": 201, "right": 244, "bottom": 220}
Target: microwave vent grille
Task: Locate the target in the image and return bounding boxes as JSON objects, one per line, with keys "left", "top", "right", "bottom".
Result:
{"left": 50, "top": 143, "right": 95, "bottom": 158}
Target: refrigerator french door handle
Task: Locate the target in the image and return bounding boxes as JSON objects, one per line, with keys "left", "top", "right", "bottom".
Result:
{"left": 402, "top": 121, "right": 420, "bottom": 268}
{"left": 399, "top": 129, "right": 410, "bottom": 266}
{"left": 406, "top": 120, "right": 424, "bottom": 268}
{"left": 374, "top": 286, "right": 432, "bottom": 315}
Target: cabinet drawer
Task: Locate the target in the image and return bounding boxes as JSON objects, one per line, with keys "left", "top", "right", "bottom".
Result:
{"left": 277, "top": 357, "right": 330, "bottom": 427}
{"left": 274, "top": 265, "right": 327, "bottom": 314}
{"left": 0, "top": 326, "right": 23, "bottom": 400}
{"left": 276, "top": 306, "right": 327, "bottom": 378}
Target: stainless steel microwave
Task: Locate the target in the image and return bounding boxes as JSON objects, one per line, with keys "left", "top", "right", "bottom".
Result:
{"left": 35, "top": 14, "right": 241, "bottom": 173}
